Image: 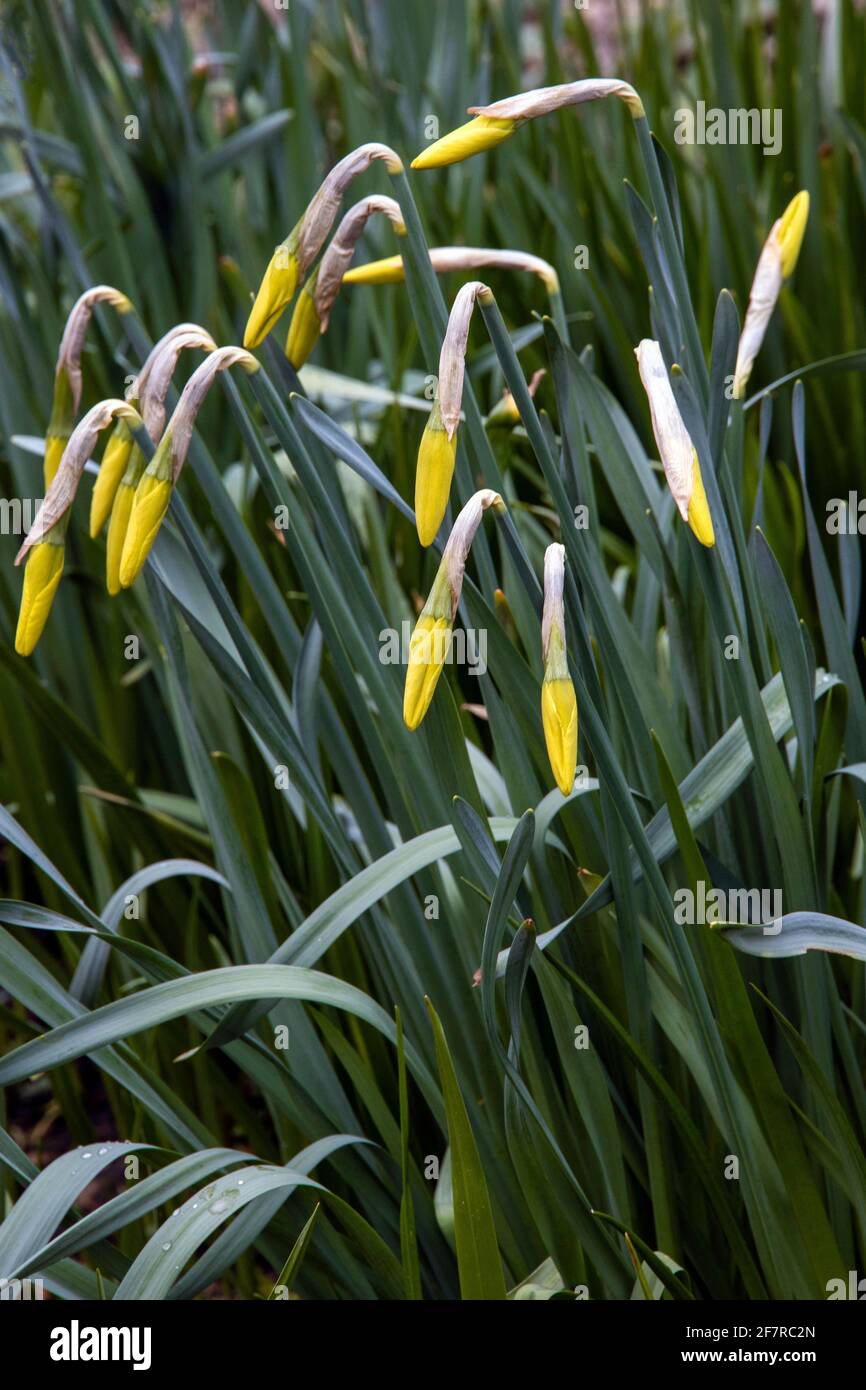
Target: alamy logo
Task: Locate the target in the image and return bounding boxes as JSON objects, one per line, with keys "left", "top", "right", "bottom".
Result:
{"left": 826, "top": 1271, "right": 866, "bottom": 1299}
{"left": 673, "top": 881, "right": 782, "bottom": 932}
{"left": 379, "top": 620, "right": 487, "bottom": 675}
{"left": 674, "top": 101, "right": 782, "bottom": 157}
{"left": 0, "top": 496, "right": 45, "bottom": 537}
{"left": 49, "top": 1320, "right": 152, "bottom": 1371}
{"left": 0, "top": 1276, "right": 44, "bottom": 1299}
{"left": 826, "top": 493, "right": 866, "bottom": 534}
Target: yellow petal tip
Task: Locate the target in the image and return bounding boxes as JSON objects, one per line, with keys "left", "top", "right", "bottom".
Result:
{"left": 778, "top": 190, "right": 810, "bottom": 279}
{"left": 244, "top": 250, "right": 299, "bottom": 348}
{"left": 411, "top": 116, "right": 516, "bottom": 169}
{"left": 687, "top": 456, "right": 715, "bottom": 548}
{"left": 542, "top": 678, "right": 578, "bottom": 797}
{"left": 15, "top": 543, "right": 65, "bottom": 656}
{"left": 415, "top": 421, "right": 458, "bottom": 547}
{"left": 403, "top": 616, "right": 450, "bottom": 729}
{"left": 285, "top": 290, "right": 322, "bottom": 369}
{"left": 119, "top": 474, "right": 173, "bottom": 588}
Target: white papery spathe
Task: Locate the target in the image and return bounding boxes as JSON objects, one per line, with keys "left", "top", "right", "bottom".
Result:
{"left": 732, "top": 229, "right": 785, "bottom": 400}
{"left": 635, "top": 339, "right": 695, "bottom": 521}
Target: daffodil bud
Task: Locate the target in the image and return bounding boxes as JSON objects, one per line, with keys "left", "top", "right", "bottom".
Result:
{"left": 89, "top": 418, "right": 134, "bottom": 537}
{"left": 119, "top": 346, "right": 259, "bottom": 587}
{"left": 411, "top": 116, "right": 517, "bottom": 169}
{"left": 106, "top": 446, "right": 144, "bottom": 596}
{"left": 486, "top": 368, "right": 546, "bottom": 428}
{"left": 343, "top": 245, "right": 559, "bottom": 293}
{"left": 404, "top": 609, "right": 453, "bottom": 732}
{"left": 95, "top": 324, "right": 215, "bottom": 585}
{"left": 541, "top": 544, "right": 578, "bottom": 796}
{"left": 634, "top": 339, "right": 715, "bottom": 548}
{"left": 44, "top": 284, "right": 133, "bottom": 488}
{"left": 15, "top": 398, "right": 142, "bottom": 653}
{"left": 313, "top": 196, "right": 405, "bottom": 329}
{"left": 411, "top": 78, "right": 643, "bottom": 169}
{"left": 404, "top": 489, "right": 504, "bottom": 730}
{"left": 244, "top": 143, "right": 403, "bottom": 348}
{"left": 732, "top": 191, "right": 809, "bottom": 399}
{"left": 415, "top": 399, "right": 458, "bottom": 548}
{"left": 415, "top": 281, "right": 492, "bottom": 547}
{"left": 777, "top": 190, "right": 810, "bottom": 279}
{"left": 341, "top": 253, "right": 408, "bottom": 286}
{"left": 285, "top": 268, "right": 325, "bottom": 370}
{"left": 118, "top": 465, "right": 174, "bottom": 589}
{"left": 15, "top": 537, "right": 66, "bottom": 657}
{"left": 287, "top": 195, "right": 407, "bottom": 367}
{"left": 243, "top": 237, "right": 300, "bottom": 349}
{"left": 17, "top": 399, "right": 143, "bottom": 567}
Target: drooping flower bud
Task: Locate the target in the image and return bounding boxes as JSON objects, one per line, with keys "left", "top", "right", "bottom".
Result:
{"left": 44, "top": 285, "right": 133, "bottom": 488}
{"left": 244, "top": 143, "right": 403, "bottom": 348}
{"left": 97, "top": 324, "right": 215, "bottom": 584}
{"left": 342, "top": 244, "right": 559, "bottom": 293}
{"left": 411, "top": 78, "right": 643, "bottom": 169}
{"left": 119, "top": 347, "right": 258, "bottom": 587}
{"left": 411, "top": 116, "right": 517, "bottom": 170}
{"left": 403, "top": 489, "right": 504, "bottom": 730}
{"left": 89, "top": 417, "right": 135, "bottom": 538}
{"left": 285, "top": 195, "right": 407, "bottom": 368}
{"left": 135, "top": 324, "right": 218, "bottom": 442}
{"left": 415, "top": 281, "right": 492, "bottom": 546}
{"left": 15, "top": 398, "right": 142, "bottom": 654}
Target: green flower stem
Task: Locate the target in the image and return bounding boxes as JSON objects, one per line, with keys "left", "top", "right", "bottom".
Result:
{"left": 634, "top": 116, "right": 707, "bottom": 403}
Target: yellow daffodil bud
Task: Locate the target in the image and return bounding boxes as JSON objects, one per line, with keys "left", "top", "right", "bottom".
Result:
{"left": 309, "top": 196, "right": 406, "bottom": 341}
{"left": 778, "top": 190, "right": 809, "bottom": 278}
{"left": 634, "top": 339, "right": 715, "bottom": 548}
{"left": 106, "top": 480, "right": 136, "bottom": 597}
{"left": 342, "top": 253, "right": 406, "bottom": 286}
{"left": 244, "top": 241, "right": 299, "bottom": 349}
{"left": 411, "top": 116, "right": 517, "bottom": 169}
{"left": 686, "top": 454, "right": 715, "bottom": 548}
{"left": 105, "top": 444, "right": 145, "bottom": 595}
{"left": 285, "top": 270, "right": 324, "bottom": 369}
{"left": 15, "top": 539, "right": 65, "bottom": 657}
{"left": 16, "top": 398, "right": 143, "bottom": 621}
{"left": 411, "top": 79, "right": 643, "bottom": 170}
{"left": 404, "top": 490, "right": 504, "bottom": 730}
{"left": 244, "top": 144, "right": 402, "bottom": 348}
{"left": 343, "top": 246, "right": 559, "bottom": 292}
{"left": 119, "top": 466, "right": 172, "bottom": 588}
{"left": 415, "top": 399, "right": 458, "bottom": 546}
{"left": 415, "top": 281, "right": 492, "bottom": 545}
{"left": 43, "top": 433, "right": 67, "bottom": 489}
{"left": 486, "top": 369, "right": 546, "bottom": 428}
{"left": 404, "top": 614, "right": 452, "bottom": 731}
{"left": 117, "top": 345, "right": 259, "bottom": 586}
{"left": 733, "top": 191, "right": 809, "bottom": 398}
{"left": 486, "top": 393, "right": 520, "bottom": 427}
{"left": 11, "top": 394, "right": 141, "bottom": 650}
{"left": 542, "top": 678, "right": 578, "bottom": 796}
{"left": 90, "top": 418, "right": 134, "bottom": 537}
{"left": 541, "top": 544, "right": 578, "bottom": 795}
